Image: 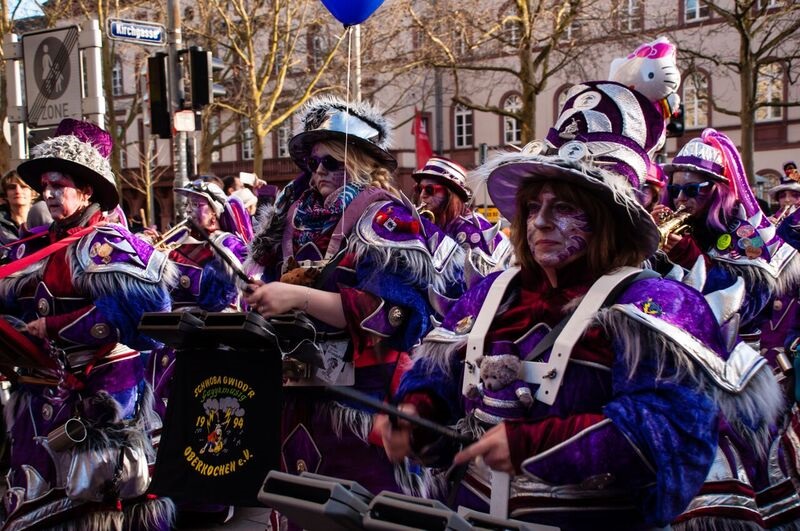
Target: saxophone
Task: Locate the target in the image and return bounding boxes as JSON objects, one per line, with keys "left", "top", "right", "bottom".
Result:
{"left": 656, "top": 205, "right": 691, "bottom": 249}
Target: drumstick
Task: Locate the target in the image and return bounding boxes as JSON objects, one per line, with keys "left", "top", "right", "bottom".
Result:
{"left": 327, "top": 385, "right": 473, "bottom": 444}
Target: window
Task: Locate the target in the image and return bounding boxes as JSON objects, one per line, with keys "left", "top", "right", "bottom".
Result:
{"left": 682, "top": 72, "right": 709, "bottom": 129}
{"left": 685, "top": 0, "right": 709, "bottom": 22}
{"left": 310, "top": 30, "right": 326, "bottom": 70}
{"left": 619, "top": 0, "right": 643, "bottom": 31}
{"left": 504, "top": 19, "right": 523, "bottom": 47}
{"left": 756, "top": 0, "right": 778, "bottom": 9}
{"left": 560, "top": 7, "right": 582, "bottom": 41}
{"left": 277, "top": 121, "right": 291, "bottom": 158}
{"left": 454, "top": 104, "right": 473, "bottom": 148}
{"left": 111, "top": 58, "right": 123, "bottom": 96}
{"left": 210, "top": 114, "right": 221, "bottom": 163}
{"left": 554, "top": 87, "right": 571, "bottom": 121}
{"left": 503, "top": 94, "right": 523, "bottom": 145}
{"left": 241, "top": 118, "right": 254, "bottom": 160}
{"left": 117, "top": 125, "right": 127, "bottom": 168}
{"left": 274, "top": 42, "right": 286, "bottom": 76}
{"left": 756, "top": 64, "right": 783, "bottom": 122}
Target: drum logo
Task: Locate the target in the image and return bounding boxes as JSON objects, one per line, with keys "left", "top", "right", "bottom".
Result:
{"left": 183, "top": 375, "right": 256, "bottom": 477}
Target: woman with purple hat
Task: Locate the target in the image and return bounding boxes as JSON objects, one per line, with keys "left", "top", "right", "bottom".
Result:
{"left": 377, "top": 82, "right": 782, "bottom": 529}
{"left": 0, "top": 119, "right": 176, "bottom": 529}
{"left": 244, "top": 96, "right": 463, "bottom": 501}
{"left": 412, "top": 157, "right": 513, "bottom": 280}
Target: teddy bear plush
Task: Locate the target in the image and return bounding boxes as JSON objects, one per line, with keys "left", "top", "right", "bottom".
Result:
{"left": 279, "top": 256, "right": 321, "bottom": 286}
{"left": 465, "top": 353, "right": 533, "bottom": 425}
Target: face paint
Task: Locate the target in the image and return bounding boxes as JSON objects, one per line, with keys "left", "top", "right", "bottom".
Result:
{"left": 526, "top": 185, "right": 593, "bottom": 276}
{"left": 41, "top": 171, "right": 91, "bottom": 221}
{"left": 188, "top": 196, "right": 220, "bottom": 233}
{"left": 309, "top": 144, "right": 346, "bottom": 200}
{"left": 415, "top": 177, "right": 449, "bottom": 216}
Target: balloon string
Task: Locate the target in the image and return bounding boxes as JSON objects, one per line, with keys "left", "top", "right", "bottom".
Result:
{"left": 339, "top": 25, "right": 354, "bottom": 240}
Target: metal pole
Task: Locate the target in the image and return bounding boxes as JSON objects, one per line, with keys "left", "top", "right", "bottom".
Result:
{"left": 3, "top": 33, "right": 27, "bottom": 166}
{"left": 167, "top": 0, "right": 187, "bottom": 220}
{"left": 79, "top": 19, "right": 105, "bottom": 128}
{"left": 353, "top": 25, "right": 362, "bottom": 102}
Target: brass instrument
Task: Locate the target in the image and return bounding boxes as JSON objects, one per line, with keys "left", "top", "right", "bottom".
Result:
{"left": 656, "top": 205, "right": 691, "bottom": 249}
{"left": 153, "top": 219, "right": 191, "bottom": 250}
{"left": 770, "top": 204, "right": 798, "bottom": 225}
{"left": 416, "top": 202, "right": 436, "bottom": 223}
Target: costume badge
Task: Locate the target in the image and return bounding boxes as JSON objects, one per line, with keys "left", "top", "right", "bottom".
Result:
{"left": 641, "top": 298, "right": 663, "bottom": 316}
{"left": 716, "top": 234, "right": 732, "bottom": 250}
{"left": 455, "top": 315, "right": 474, "bottom": 334}
{"left": 90, "top": 242, "right": 114, "bottom": 264}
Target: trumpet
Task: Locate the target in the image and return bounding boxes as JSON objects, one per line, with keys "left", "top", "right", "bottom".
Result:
{"left": 153, "top": 219, "right": 191, "bottom": 250}
{"left": 416, "top": 202, "right": 436, "bottom": 223}
{"left": 656, "top": 205, "right": 692, "bottom": 249}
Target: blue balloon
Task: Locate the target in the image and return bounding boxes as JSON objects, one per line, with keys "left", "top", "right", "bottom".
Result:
{"left": 320, "top": 0, "right": 385, "bottom": 26}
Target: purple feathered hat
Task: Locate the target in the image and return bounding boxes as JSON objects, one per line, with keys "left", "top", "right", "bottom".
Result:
{"left": 413, "top": 156, "right": 472, "bottom": 201}
{"left": 17, "top": 118, "right": 119, "bottom": 211}
{"left": 483, "top": 81, "right": 663, "bottom": 258}
{"left": 289, "top": 96, "right": 396, "bottom": 172}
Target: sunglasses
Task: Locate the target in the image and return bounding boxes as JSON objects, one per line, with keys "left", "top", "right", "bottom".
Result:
{"left": 667, "top": 181, "right": 711, "bottom": 199}
{"left": 414, "top": 183, "right": 448, "bottom": 196}
{"left": 306, "top": 155, "right": 344, "bottom": 173}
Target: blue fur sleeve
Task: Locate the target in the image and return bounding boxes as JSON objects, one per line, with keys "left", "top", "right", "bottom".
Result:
{"left": 354, "top": 253, "right": 433, "bottom": 352}
{"left": 94, "top": 285, "right": 172, "bottom": 350}
{"left": 604, "top": 337, "right": 718, "bottom": 526}
{"left": 198, "top": 259, "right": 239, "bottom": 312}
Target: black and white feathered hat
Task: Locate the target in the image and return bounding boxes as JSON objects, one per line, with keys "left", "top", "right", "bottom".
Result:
{"left": 289, "top": 96, "right": 396, "bottom": 171}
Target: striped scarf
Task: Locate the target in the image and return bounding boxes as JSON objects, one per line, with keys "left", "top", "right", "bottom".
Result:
{"left": 293, "top": 183, "right": 364, "bottom": 248}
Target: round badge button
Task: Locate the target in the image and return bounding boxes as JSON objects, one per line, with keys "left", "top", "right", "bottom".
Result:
{"left": 736, "top": 225, "right": 755, "bottom": 238}
{"left": 716, "top": 234, "right": 732, "bottom": 250}
{"left": 745, "top": 245, "right": 763, "bottom": 259}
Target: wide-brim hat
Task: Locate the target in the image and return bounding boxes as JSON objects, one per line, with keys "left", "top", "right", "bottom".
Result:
{"left": 289, "top": 96, "right": 397, "bottom": 172}
{"left": 412, "top": 157, "right": 471, "bottom": 201}
{"left": 17, "top": 133, "right": 118, "bottom": 211}
{"left": 768, "top": 180, "right": 800, "bottom": 197}
{"left": 484, "top": 149, "right": 659, "bottom": 258}
{"left": 175, "top": 180, "right": 228, "bottom": 217}
{"left": 662, "top": 137, "right": 727, "bottom": 182}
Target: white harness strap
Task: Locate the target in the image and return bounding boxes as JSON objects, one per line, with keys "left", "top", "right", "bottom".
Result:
{"left": 461, "top": 267, "right": 521, "bottom": 397}
{"left": 522, "top": 266, "right": 642, "bottom": 405}
{"left": 460, "top": 266, "right": 643, "bottom": 519}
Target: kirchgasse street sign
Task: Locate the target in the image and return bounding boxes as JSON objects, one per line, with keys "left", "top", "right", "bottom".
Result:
{"left": 22, "top": 25, "right": 82, "bottom": 127}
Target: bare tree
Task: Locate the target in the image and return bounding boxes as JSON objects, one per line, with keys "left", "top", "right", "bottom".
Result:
{"left": 118, "top": 133, "right": 171, "bottom": 226}
{"left": 404, "top": 0, "right": 613, "bottom": 145}
{"left": 185, "top": 0, "right": 347, "bottom": 178}
{"left": 673, "top": 0, "right": 800, "bottom": 183}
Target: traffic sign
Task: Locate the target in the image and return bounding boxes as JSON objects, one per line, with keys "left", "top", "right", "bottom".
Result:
{"left": 107, "top": 19, "right": 166, "bottom": 46}
{"left": 22, "top": 25, "right": 82, "bottom": 128}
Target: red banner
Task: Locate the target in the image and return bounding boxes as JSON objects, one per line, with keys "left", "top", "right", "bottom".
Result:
{"left": 412, "top": 109, "right": 433, "bottom": 170}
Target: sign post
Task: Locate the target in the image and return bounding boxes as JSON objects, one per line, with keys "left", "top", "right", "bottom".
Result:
{"left": 21, "top": 26, "right": 82, "bottom": 128}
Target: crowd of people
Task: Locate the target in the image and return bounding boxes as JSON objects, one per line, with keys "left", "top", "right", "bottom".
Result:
{"left": 0, "top": 35, "right": 798, "bottom": 531}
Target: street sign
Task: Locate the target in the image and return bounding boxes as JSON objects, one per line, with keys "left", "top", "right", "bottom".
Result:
{"left": 22, "top": 25, "right": 82, "bottom": 128}
{"left": 107, "top": 19, "right": 166, "bottom": 47}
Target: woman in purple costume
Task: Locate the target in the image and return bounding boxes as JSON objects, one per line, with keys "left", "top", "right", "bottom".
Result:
{"left": 244, "top": 97, "right": 463, "bottom": 501}
{"left": 412, "top": 156, "right": 513, "bottom": 278}
{"left": 0, "top": 119, "right": 176, "bottom": 529}
{"left": 377, "top": 82, "right": 783, "bottom": 530}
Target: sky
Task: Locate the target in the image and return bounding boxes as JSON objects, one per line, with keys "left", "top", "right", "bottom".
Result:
{"left": 11, "top": 0, "right": 43, "bottom": 19}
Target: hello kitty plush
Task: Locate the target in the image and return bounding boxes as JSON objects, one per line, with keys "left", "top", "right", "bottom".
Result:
{"left": 609, "top": 36, "right": 681, "bottom": 121}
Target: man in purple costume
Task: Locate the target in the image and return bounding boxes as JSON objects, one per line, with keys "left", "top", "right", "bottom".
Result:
{"left": 377, "top": 82, "right": 783, "bottom": 530}
{"left": 0, "top": 119, "right": 176, "bottom": 530}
